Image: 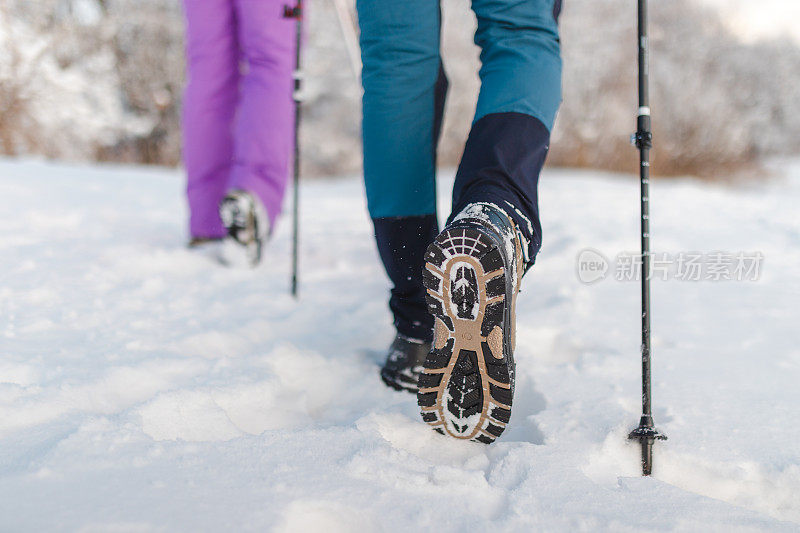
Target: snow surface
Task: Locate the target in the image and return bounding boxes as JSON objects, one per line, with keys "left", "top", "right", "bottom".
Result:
{"left": 0, "top": 158, "right": 799, "bottom": 531}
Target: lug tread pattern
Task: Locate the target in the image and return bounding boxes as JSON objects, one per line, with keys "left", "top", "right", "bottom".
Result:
{"left": 417, "top": 224, "right": 516, "bottom": 444}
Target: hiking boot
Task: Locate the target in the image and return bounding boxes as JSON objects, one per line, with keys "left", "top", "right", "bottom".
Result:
{"left": 380, "top": 334, "right": 432, "bottom": 393}
{"left": 417, "top": 202, "right": 528, "bottom": 443}
{"left": 187, "top": 236, "right": 223, "bottom": 248}
{"left": 187, "top": 236, "right": 224, "bottom": 262}
{"left": 219, "top": 190, "right": 270, "bottom": 267}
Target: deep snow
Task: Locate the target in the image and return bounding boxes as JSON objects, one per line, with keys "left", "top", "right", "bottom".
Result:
{"left": 0, "top": 158, "right": 799, "bottom": 532}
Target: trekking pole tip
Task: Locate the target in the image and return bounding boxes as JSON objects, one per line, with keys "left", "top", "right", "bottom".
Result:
{"left": 628, "top": 418, "right": 667, "bottom": 476}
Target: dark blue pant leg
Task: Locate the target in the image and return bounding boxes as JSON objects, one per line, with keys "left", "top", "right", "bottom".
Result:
{"left": 358, "top": 0, "right": 448, "bottom": 340}
{"left": 372, "top": 215, "right": 440, "bottom": 341}
{"left": 451, "top": 0, "right": 562, "bottom": 264}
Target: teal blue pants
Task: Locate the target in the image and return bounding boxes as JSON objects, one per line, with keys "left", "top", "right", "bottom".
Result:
{"left": 358, "top": 0, "right": 562, "bottom": 340}
{"left": 358, "top": 0, "right": 562, "bottom": 219}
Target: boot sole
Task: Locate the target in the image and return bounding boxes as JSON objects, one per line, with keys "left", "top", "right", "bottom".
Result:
{"left": 417, "top": 225, "right": 515, "bottom": 444}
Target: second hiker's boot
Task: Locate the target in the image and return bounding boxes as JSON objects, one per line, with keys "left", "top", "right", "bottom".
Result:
{"left": 219, "top": 190, "right": 270, "bottom": 267}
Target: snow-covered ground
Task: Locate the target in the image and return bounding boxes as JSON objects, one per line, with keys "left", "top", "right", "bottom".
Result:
{"left": 0, "top": 158, "right": 799, "bottom": 531}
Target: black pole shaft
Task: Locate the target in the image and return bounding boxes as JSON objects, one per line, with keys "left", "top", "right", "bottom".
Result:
{"left": 628, "top": 0, "right": 665, "bottom": 476}
{"left": 638, "top": 0, "right": 652, "bottom": 422}
{"left": 288, "top": 2, "right": 303, "bottom": 298}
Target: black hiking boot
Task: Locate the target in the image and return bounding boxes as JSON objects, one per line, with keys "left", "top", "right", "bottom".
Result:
{"left": 219, "top": 190, "right": 270, "bottom": 267}
{"left": 380, "top": 334, "right": 432, "bottom": 393}
{"left": 417, "top": 203, "right": 528, "bottom": 444}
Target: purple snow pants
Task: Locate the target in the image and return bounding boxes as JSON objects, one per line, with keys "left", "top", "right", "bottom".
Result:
{"left": 182, "top": 0, "right": 296, "bottom": 239}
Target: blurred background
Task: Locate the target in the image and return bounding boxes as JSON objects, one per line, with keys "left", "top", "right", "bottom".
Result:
{"left": 1, "top": 0, "right": 799, "bottom": 178}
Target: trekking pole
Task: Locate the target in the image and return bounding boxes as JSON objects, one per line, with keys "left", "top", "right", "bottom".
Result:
{"left": 627, "top": 0, "right": 666, "bottom": 476}
{"left": 284, "top": 0, "right": 304, "bottom": 298}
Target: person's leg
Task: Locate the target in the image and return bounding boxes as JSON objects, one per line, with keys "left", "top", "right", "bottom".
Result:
{"left": 182, "top": 0, "right": 239, "bottom": 240}
{"left": 417, "top": 0, "right": 562, "bottom": 440}
{"left": 229, "top": 0, "right": 296, "bottom": 228}
{"left": 373, "top": 215, "right": 440, "bottom": 342}
{"left": 358, "top": 0, "right": 448, "bottom": 342}
{"left": 450, "top": 0, "right": 563, "bottom": 264}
